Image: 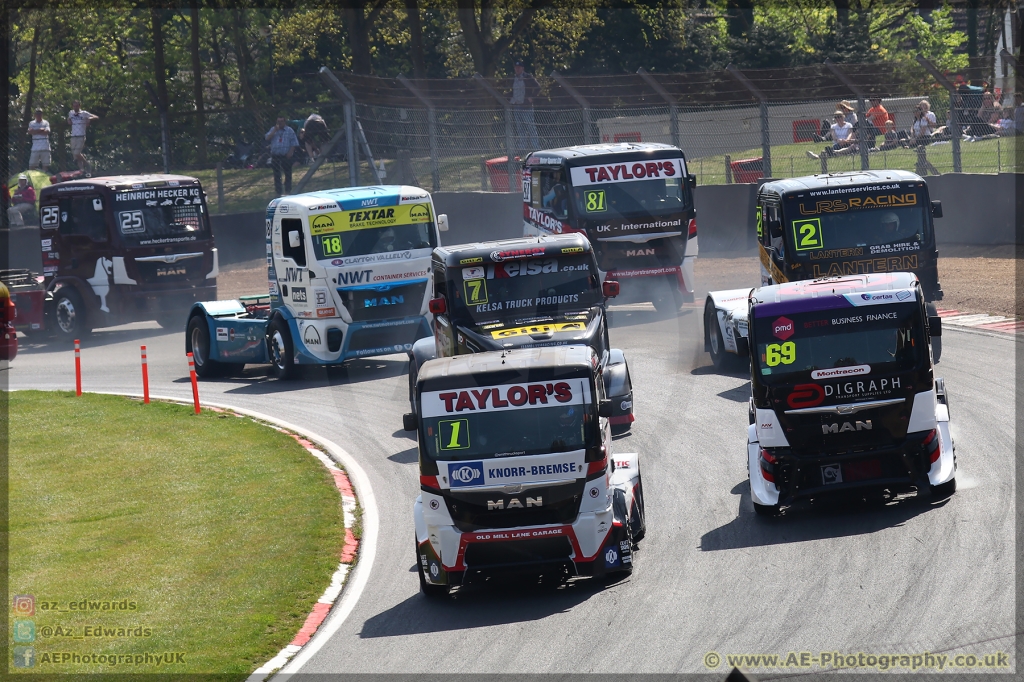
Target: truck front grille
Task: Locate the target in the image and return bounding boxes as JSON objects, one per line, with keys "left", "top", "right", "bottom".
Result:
{"left": 340, "top": 280, "right": 427, "bottom": 322}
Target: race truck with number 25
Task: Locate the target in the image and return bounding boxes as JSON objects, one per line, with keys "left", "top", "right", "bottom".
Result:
{"left": 523, "top": 143, "right": 698, "bottom": 312}
{"left": 404, "top": 345, "right": 645, "bottom": 596}
{"left": 746, "top": 272, "right": 955, "bottom": 516}
{"left": 705, "top": 170, "right": 945, "bottom": 369}
{"left": 408, "top": 233, "right": 636, "bottom": 431}
{"left": 185, "top": 185, "right": 448, "bottom": 378}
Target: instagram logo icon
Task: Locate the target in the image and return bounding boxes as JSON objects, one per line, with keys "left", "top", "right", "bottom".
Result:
{"left": 12, "top": 595, "right": 35, "bottom": 617}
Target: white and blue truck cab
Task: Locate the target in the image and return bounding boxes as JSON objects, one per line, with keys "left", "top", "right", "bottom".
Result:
{"left": 185, "top": 185, "right": 448, "bottom": 378}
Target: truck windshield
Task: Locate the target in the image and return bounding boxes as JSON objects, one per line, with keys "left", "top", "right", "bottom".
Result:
{"left": 419, "top": 378, "right": 597, "bottom": 460}
{"left": 572, "top": 177, "right": 686, "bottom": 219}
{"left": 752, "top": 301, "right": 925, "bottom": 384}
{"left": 310, "top": 203, "right": 436, "bottom": 261}
{"left": 113, "top": 192, "right": 210, "bottom": 247}
{"left": 449, "top": 255, "right": 602, "bottom": 323}
{"left": 782, "top": 190, "right": 930, "bottom": 256}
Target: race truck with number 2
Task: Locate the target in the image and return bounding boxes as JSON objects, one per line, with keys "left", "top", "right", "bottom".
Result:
{"left": 523, "top": 143, "right": 698, "bottom": 312}
{"left": 705, "top": 170, "right": 946, "bottom": 369}
{"left": 405, "top": 345, "right": 645, "bottom": 596}
{"left": 408, "top": 233, "right": 636, "bottom": 431}
{"left": 746, "top": 272, "right": 955, "bottom": 516}
{"left": 185, "top": 185, "right": 448, "bottom": 378}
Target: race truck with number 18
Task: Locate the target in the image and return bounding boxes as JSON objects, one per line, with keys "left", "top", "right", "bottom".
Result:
{"left": 185, "top": 185, "right": 448, "bottom": 378}
{"left": 405, "top": 346, "right": 645, "bottom": 596}
{"left": 705, "top": 170, "right": 945, "bottom": 368}
{"left": 523, "top": 143, "right": 698, "bottom": 312}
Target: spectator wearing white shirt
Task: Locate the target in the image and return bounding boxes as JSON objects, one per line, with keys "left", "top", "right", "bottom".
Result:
{"left": 806, "top": 112, "right": 858, "bottom": 159}
{"left": 910, "top": 100, "right": 937, "bottom": 146}
{"left": 67, "top": 100, "right": 99, "bottom": 172}
{"left": 27, "top": 108, "right": 51, "bottom": 171}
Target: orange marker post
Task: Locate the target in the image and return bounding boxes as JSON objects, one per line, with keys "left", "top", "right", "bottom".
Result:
{"left": 187, "top": 352, "right": 200, "bottom": 414}
{"left": 74, "top": 339, "right": 82, "bottom": 396}
{"left": 140, "top": 345, "right": 150, "bottom": 404}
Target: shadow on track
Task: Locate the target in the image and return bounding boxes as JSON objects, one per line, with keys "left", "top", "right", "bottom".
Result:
{"left": 177, "top": 357, "right": 410, "bottom": 395}
{"left": 17, "top": 326, "right": 175, "bottom": 354}
{"left": 387, "top": 446, "right": 417, "bottom": 464}
{"left": 607, "top": 306, "right": 698, "bottom": 330}
{"left": 700, "top": 480, "right": 952, "bottom": 551}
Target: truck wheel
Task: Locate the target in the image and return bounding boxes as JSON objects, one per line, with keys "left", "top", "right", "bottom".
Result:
{"left": 267, "top": 317, "right": 298, "bottom": 380}
{"left": 651, "top": 280, "right": 683, "bottom": 314}
{"left": 408, "top": 356, "right": 419, "bottom": 413}
{"left": 705, "top": 304, "right": 735, "bottom": 370}
{"left": 416, "top": 541, "right": 449, "bottom": 598}
{"left": 186, "top": 315, "right": 224, "bottom": 378}
{"left": 52, "top": 288, "right": 91, "bottom": 339}
{"left": 926, "top": 302, "right": 942, "bottom": 363}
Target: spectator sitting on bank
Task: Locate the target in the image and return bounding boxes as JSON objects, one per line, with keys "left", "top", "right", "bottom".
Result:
{"left": 866, "top": 97, "right": 889, "bottom": 135}
{"left": 909, "top": 101, "right": 937, "bottom": 146}
{"left": 9, "top": 174, "right": 37, "bottom": 223}
{"left": 300, "top": 112, "right": 330, "bottom": 163}
{"left": 806, "top": 111, "right": 858, "bottom": 159}
{"left": 996, "top": 108, "right": 1017, "bottom": 136}
{"left": 874, "top": 120, "right": 901, "bottom": 151}
{"left": 814, "top": 99, "right": 859, "bottom": 142}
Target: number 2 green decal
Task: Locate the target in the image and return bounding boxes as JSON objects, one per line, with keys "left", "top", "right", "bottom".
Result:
{"left": 756, "top": 206, "right": 763, "bottom": 237}
{"left": 439, "top": 419, "right": 470, "bottom": 450}
{"left": 584, "top": 190, "right": 606, "bottom": 212}
{"left": 792, "top": 218, "right": 824, "bottom": 251}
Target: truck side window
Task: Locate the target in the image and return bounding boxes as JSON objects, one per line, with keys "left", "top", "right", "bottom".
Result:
{"left": 280, "top": 218, "right": 306, "bottom": 267}
{"left": 59, "top": 197, "right": 108, "bottom": 242}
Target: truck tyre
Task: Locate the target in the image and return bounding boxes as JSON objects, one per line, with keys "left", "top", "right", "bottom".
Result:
{"left": 408, "top": 356, "right": 419, "bottom": 413}
{"left": 925, "top": 302, "right": 941, "bottom": 363}
{"left": 52, "top": 287, "right": 91, "bottom": 340}
{"left": 651, "top": 279, "right": 683, "bottom": 314}
{"left": 416, "top": 540, "right": 450, "bottom": 598}
{"left": 187, "top": 315, "right": 225, "bottom": 378}
{"left": 705, "top": 304, "right": 739, "bottom": 370}
{"left": 267, "top": 317, "right": 298, "bottom": 380}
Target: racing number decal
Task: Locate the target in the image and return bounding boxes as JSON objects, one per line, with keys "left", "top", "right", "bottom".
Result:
{"left": 463, "top": 278, "right": 488, "bottom": 305}
{"left": 438, "top": 419, "right": 470, "bottom": 450}
{"left": 41, "top": 206, "right": 59, "bottom": 227}
{"left": 584, "top": 189, "right": 607, "bottom": 212}
{"left": 756, "top": 206, "right": 763, "bottom": 238}
{"left": 118, "top": 210, "right": 145, "bottom": 234}
{"left": 320, "top": 235, "right": 343, "bottom": 256}
{"left": 764, "top": 341, "right": 796, "bottom": 367}
{"left": 792, "top": 218, "right": 824, "bottom": 251}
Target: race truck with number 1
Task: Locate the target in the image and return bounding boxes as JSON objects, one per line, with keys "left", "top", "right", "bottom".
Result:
{"left": 185, "top": 185, "right": 448, "bottom": 378}
{"left": 746, "top": 272, "right": 955, "bottom": 516}
{"left": 523, "top": 143, "right": 698, "bottom": 312}
{"left": 405, "top": 345, "right": 645, "bottom": 596}
{"left": 705, "top": 170, "right": 946, "bottom": 369}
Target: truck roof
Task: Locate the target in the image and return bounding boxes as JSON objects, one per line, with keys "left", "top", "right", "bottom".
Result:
{"left": 40, "top": 174, "right": 201, "bottom": 196}
{"left": 759, "top": 170, "right": 925, "bottom": 197}
{"left": 275, "top": 185, "right": 430, "bottom": 212}
{"left": 418, "top": 346, "right": 596, "bottom": 383}
{"left": 751, "top": 272, "right": 920, "bottom": 316}
{"left": 526, "top": 143, "right": 682, "bottom": 165}
{"left": 433, "top": 233, "right": 591, "bottom": 268}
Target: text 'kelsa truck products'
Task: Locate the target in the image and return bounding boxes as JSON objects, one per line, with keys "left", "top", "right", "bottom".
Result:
{"left": 408, "top": 233, "right": 635, "bottom": 431}
{"left": 745, "top": 273, "right": 955, "bottom": 516}
{"left": 522, "top": 143, "right": 698, "bottom": 313}
{"left": 405, "top": 346, "right": 645, "bottom": 596}
{"left": 11, "top": 175, "right": 217, "bottom": 340}
{"left": 705, "top": 170, "right": 946, "bottom": 369}
{"left": 185, "top": 185, "right": 448, "bottom": 378}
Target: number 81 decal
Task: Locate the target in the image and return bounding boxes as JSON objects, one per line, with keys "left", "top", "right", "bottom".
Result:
{"left": 792, "top": 218, "right": 823, "bottom": 251}
{"left": 764, "top": 341, "right": 796, "bottom": 367}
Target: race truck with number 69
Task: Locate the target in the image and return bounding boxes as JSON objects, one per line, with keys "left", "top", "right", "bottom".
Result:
{"left": 523, "top": 143, "right": 698, "bottom": 312}
{"left": 408, "top": 233, "right": 636, "bottom": 431}
{"left": 746, "top": 272, "right": 955, "bottom": 516}
{"left": 404, "top": 346, "right": 645, "bottom": 596}
{"left": 185, "top": 185, "right": 448, "bottom": 378}
{"left": 705, "top": 170, "right": 945, "bottom": 369}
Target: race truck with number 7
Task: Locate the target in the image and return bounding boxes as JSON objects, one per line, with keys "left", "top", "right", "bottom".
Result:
{"left": 746, "top": 272, "right": 955, "bottom": 516}
{"left": 185, "top": 185, "right": 448, "bottom": 378}
{"left": 523, "top": 143, "right": 698, "bottom": 312}
{"left": 405, "top": 346, "right": 645, "bottom": 596}
{"left": 705, "top": 170, "right": 946, "bottom": 369}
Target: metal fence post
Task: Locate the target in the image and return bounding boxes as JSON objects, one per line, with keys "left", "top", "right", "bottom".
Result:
{"left": 319, "top": 67, "right": 359, "bottom": 187}
{"left": 398, "top": 74, "right": 439, "bottom": 192}
{"left": 216, "top": 162, "right": 224, "bottom": 212}
{"left": 636, "top": 68, "right": 679, "bottom": 148}
{"left": 916, "top": 56, "right": 961, "bottom": 173}
{"left": 550, "top": 71, "right": 594, "bottom": 145}
{"left": 472, "top": 73, "right": 516, "bottom": 192}
{"left": 824, "top": 59, "right": 870, "bottom": 172}
{"left": 726, "top": 65, "right": 771, "bottom": 178}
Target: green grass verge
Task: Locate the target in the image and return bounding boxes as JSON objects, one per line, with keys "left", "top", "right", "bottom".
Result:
{"left": 8, "top": 391, "right": 345, "bottom": 676}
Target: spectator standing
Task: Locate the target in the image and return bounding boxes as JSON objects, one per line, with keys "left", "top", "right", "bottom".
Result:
{"left": 67, "top": 100, "right": 99, "bottom": 172}
{"left": 27, "top": 108, "right": 51, "bottom": 171}
{"left": 9, "top": 174, "right": 37, "bottom": 224}
{"left": 265, "top": 116, "right": 299, "bottom": 196}
{"left": 508, "top": 59, "right": 540, "bottom": 154}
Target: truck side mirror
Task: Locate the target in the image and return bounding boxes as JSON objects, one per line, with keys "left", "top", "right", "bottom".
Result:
{"left": 403, "top": 413, "right": 418, "bottom": 431}
{"left": 768, "top": 219, "right": 783, "bottom": 239}
{"left": 598, "top": 399, "right": 613, "bottom": 418}
{"left": 928, "top": 316, "right": 942, "bottom": 336}
{"left": 930, "top": 200, "right": 943, "bottom": 218}
{"left": 687, "top": 175, "right": 697, "bottom": 188}
{"left": 602, "top": 280, "right": 620, "bottom": 298}
{"left": 428, "top": 296, "right": 447, "bottom": 314}
{"left": 92, "top": 198, "right": 103, "bottom": 211}
{"left": 288, "top": 230, "right": 301, "bottom": 248}
{"left": 436, "top": 214, "right": 449, "bottom": 232}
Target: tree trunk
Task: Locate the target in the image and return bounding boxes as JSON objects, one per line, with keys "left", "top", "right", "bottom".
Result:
{"left": 209, "top": 25, "right": 233, "bottom": 106}
{"left": 407, "top": 0, "right": 425, "bottom": 79}
{"left": 343, "top": 4, "right": 372, "bottom": 74}
{"left": 190, "top": 0, "right": 208, "bottom": 165}
{"left": 151, "top": 6, "right": 170, "bottom": 113}
{"left": 726, "top": 0, "right": 753, "bottom": 39}
{"left": 230, "top": 9, "right": 263, "bottom": 131}
{"left": 22, "top": 15, "right": 42, "bottom": 135}
{"left": 458, "top": 0, "right": 546, "bottom": 77}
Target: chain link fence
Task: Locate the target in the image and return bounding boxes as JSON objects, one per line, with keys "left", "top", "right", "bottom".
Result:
{"left": 7, "top": 62, "right": 1021, "bottom": 216}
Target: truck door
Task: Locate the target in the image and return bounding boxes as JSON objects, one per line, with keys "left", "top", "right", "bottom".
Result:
{"left": 761, "top": 202, "right": 785, "bottom": 285}
{"left": 278, "top": 218, "right": 307, "bottom": 300}
{"left": 58, "top": 195, "right": 115, "bottom": 313}
{"left": 433, "top": 268, "right": 455, "bottom": 356}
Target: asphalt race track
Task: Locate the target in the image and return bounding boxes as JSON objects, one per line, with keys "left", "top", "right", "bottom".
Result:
{"left": 7, "top": 300, "right": 1016, "bottom": 674}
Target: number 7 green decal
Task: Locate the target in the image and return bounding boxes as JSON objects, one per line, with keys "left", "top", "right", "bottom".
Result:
{"left": 792, "top": 218, "right": 824, "bottom": 251}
